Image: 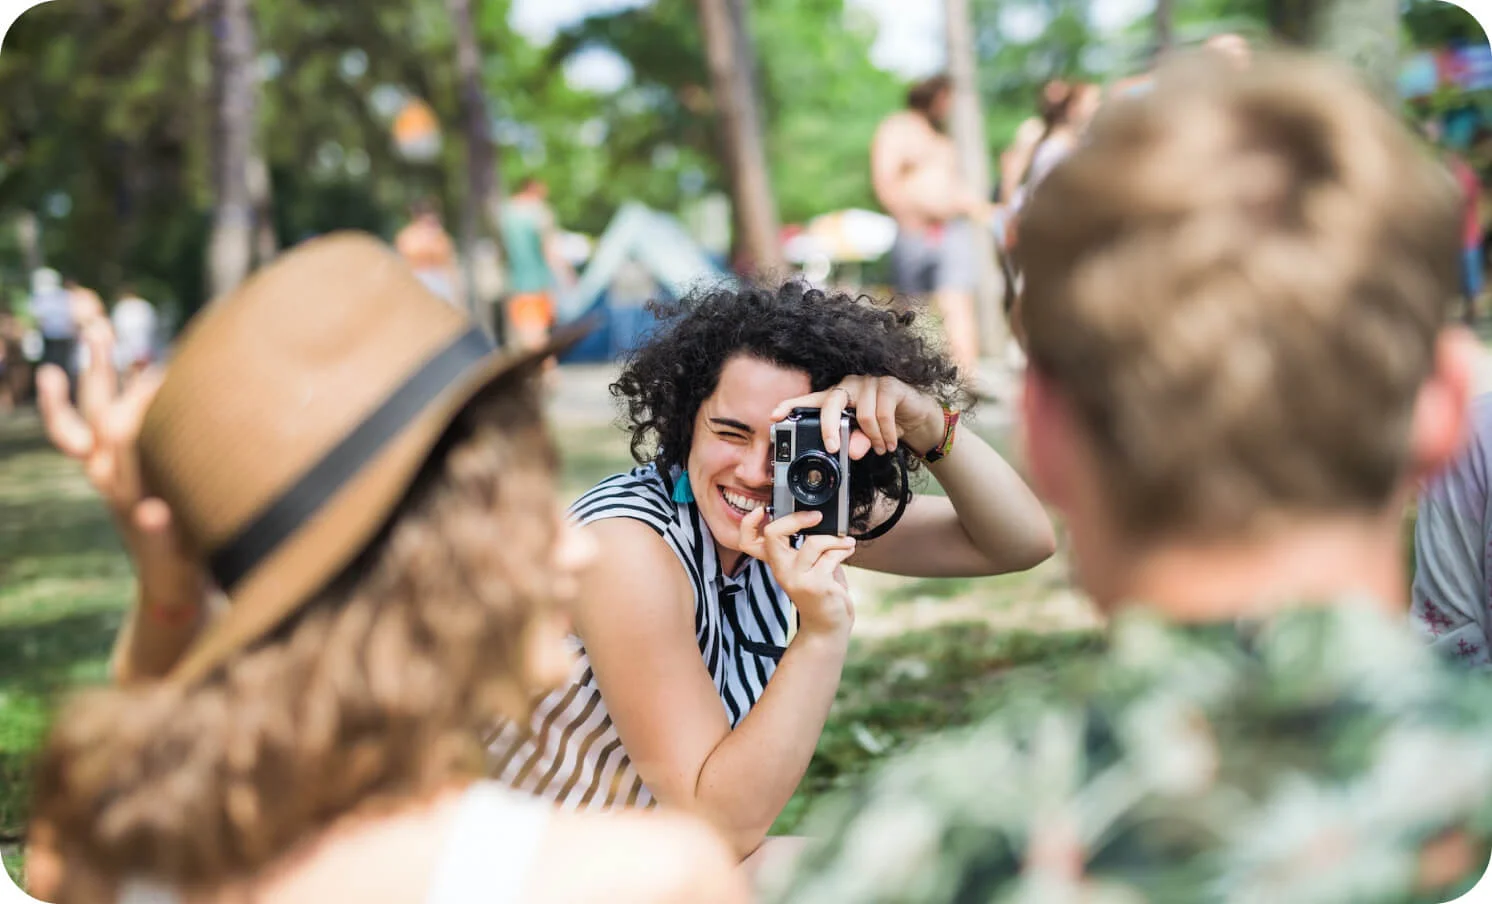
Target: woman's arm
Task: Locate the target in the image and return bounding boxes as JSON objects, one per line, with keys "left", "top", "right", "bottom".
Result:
{"left": 36, "top": 336, "right": 215, "bottom": 684}
{"left": 574, "top": 516, "right": 853, "bottom": 859}
{"left": 850, "top": 427, "right": 1055, "bottom": 578}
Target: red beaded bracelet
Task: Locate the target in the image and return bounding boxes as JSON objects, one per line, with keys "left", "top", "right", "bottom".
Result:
{"left": 921, "top": 406, "right": 960, "bottom": 462}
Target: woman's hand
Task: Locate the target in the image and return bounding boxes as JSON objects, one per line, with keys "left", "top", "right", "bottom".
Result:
{"left": 37, "top": 323, "right": 208, "bottom": 622}
{"left": 737, "top": 508, "right": 855, "bottom": 638}
{"left": 770, "top": 375, "right": 945, "bottom": 461}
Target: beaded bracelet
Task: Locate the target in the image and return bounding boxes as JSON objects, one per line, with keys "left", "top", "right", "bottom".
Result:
{"left": 921, "top": 406, "right": 961, "bottom": 463}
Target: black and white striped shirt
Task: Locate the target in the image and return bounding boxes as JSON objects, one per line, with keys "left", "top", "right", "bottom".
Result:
{"left": 486, "top": 464, "right": 794, "bottom": 809}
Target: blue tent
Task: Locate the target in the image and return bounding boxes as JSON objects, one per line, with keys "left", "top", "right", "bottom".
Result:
{"left": 557, "top": 203, "right": 733, "bottom": 363}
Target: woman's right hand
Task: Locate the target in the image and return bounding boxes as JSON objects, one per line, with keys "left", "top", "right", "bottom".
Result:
{"left": 37, "top": 322, "right": 208, "bottom": 623}
{"left": 737, "top": 508, "right": 856, "bottom": 638}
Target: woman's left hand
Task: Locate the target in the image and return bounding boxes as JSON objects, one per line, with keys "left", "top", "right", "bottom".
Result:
{"left": 770, "top": 376, "right": 945, "bottom": 460}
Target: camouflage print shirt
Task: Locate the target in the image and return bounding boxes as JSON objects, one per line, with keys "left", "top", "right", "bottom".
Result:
{"left": 770, "top": 602, "right": 1492, "bottom": 904}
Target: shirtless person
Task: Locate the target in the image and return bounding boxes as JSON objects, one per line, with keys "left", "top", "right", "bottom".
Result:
{"left": 871, "top": 75, "right": 991, "bottom": 378}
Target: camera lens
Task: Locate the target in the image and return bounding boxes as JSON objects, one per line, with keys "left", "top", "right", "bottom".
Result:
{"left": 787, "top": 451, "right": 839, "bottom": 507}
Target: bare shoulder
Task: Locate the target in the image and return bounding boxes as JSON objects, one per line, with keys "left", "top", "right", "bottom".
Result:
{"left": 529, "top": 809, "right": 751, "bottom": 904}
{"left": 582, "top": 518, "right": 690, "bottom": 590}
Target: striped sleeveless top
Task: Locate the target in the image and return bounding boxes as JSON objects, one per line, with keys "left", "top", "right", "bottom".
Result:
{"left": 486, "top": 464, "right": 794, "bottom": 809}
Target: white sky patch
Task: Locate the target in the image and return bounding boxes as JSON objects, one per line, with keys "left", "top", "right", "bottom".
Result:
{"left": 999, "top": 5, "right": 1052, "bottom": 44}
{"left": 510, "top": 0, "right": 1152, "bottom": 83}
{"left": 509, "top": 0, "right": 651, "bottom": 45}
{"left": 563, "top": 44, "right": 634, "bottom": 93}
{"left": 1088, "top": 0, "right": 1153, "bottom": 34}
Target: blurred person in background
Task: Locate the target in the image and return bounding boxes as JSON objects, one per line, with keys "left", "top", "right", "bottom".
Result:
{"left": 770, "top": 51, "right": 1492, "bottom": 903}
{"left": 1413, "top": 393, "right": 1492, "bottom": 667}
{"left": 500, "top": 177, "right": 575, "bottom": 354}
{"left": 396, "top": 197, "right": 462, "bottom": 307}
{"left": 997, "top": 80, "right": 1071, "bottom": 205}
{"left": 29, "top": 268, "right": 76, "bottom": 380}
{"left": 110, "top": 283, "right": 159, "bottom": 386}
{"left": 25, "top": 234, "right": 749, "bottom": 904}
{"left": 485, "top": 281, "right": 1054, "bottom": 881}
{"left": 871, "top": 74, "right": 995, "bottom": 379}
{"left": 1011, "top": 82, "right": 1102, "bottom": 210}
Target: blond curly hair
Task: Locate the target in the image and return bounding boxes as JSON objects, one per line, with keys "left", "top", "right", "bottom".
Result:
{"left": 33, "top": 370, "right": 562, "bottom": 899}
{"left": 1016, "top": 51, "right": 1462, "bottom": 539}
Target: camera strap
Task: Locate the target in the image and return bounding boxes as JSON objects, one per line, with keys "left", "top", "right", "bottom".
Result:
{"left": 853, "top": 447, "right": 912, "bottom": 543}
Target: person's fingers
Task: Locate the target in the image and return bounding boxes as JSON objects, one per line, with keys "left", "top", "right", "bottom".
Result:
{"left": 794, "top": 534, "right": 855, "bottom": 572}
{"left": 36, "top": 365, "right": 92, "bottom": 459}
{"left": 134, "top": 497, "right": 172, "bottom": 534}
{"left": 847, "top": 431, "right": 874, "bottom": 461}
{"left": 875, "top": 384, "right": 901, "bottom": 454}
{"left": 763, "top": 509, "right": 822, "bottom": 540}
{"left": 99, "top": 369, "right": 164, "bottom": 507}
{"left": 856, "top": 382, "right": 883, "bottom": 454}
{"left": 769, "top": 391, "right": 831, "bottom": 423}
{"left": 808, "top": 545, "right": 856, "bottom": 580}
{"left": 821, "top": 386, "right": 852, "bottom": 454}
{"left": 737, "top": 506, "right": 769, "bottom": 558}
{"left": 78, "top": 320, "right": 118, "bottom": 432}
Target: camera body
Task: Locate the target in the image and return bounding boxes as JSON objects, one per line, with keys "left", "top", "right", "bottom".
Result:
{"left": 771, "top": 407, "right": 851, "bottom": 537}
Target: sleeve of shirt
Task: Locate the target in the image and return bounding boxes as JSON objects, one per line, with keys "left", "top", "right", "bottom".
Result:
{"left": 1412, "top": 397, "right": 1492, "bottom": 667}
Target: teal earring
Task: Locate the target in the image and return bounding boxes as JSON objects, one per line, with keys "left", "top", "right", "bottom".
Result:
{"left": 672, "top": 469, "right": 696, "bottom": 504}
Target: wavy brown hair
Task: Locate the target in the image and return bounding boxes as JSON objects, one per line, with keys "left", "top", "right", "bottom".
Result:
{"left": 33, "top": 369, "right": 561, "bottom": 900}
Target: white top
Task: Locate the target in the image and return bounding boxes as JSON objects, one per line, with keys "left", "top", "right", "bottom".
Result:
{"left": 487, "top": 465, "right": 794, "bottom": 809}
{"left": 116, "top": 781, "right": 551, "bottom": 904}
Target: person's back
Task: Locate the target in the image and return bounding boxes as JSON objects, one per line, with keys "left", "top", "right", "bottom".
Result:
{"left": 117, "top": 781, "right": 737, "bottom": 904}
{"left": 771, "top": 51, "right": 1492, "bottom": 903}
{"left": 779, "top": 605, "right": 1492, "bottom": 902}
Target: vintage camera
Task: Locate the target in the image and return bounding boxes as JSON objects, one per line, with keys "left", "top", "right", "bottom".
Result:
{"left": 771, "top": 407, "right": 851, "bottom": 537}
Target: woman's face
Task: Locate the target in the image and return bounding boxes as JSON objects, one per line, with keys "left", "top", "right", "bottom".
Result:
{"left": 687, "top": 354, "right": 811, "bottom": 561}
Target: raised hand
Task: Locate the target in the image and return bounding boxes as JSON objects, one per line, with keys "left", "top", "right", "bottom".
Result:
{"left": 36, "top": 322, "right": 208, "bottom": 632}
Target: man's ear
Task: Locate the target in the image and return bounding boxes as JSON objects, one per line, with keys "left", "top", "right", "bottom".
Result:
{"left": 1409, "top": 326, "right": 1480, "bottom": 483}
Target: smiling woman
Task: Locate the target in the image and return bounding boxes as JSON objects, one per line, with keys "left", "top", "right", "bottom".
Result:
{"left": 486, "top": 281, "right": 1056, "bottom": 867}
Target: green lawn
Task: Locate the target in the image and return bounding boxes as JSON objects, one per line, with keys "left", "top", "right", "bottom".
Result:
{"left": 0, "top": 408, "right": 1094, "bottom": 889}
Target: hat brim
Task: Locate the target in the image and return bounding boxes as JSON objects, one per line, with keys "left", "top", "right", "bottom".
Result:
{"left": 168, "top": 320, "right": 593, "bottom": 686}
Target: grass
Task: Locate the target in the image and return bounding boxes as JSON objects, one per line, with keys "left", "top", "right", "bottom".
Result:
{"left": 0, "top": 405, "right": 1093, "bottom": 890}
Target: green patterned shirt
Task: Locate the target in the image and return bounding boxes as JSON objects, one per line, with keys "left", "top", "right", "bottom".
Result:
{"left": 772, "top": 602, "right": 1492, "bottom": 904}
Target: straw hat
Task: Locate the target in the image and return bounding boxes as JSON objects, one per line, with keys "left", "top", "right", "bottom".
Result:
{"left": 138, "top": 232, "right": 584, "bottom": 684}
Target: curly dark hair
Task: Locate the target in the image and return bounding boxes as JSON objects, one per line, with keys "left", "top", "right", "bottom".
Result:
{"left": 611, "top": 281, "right": 971, "bottom": 534}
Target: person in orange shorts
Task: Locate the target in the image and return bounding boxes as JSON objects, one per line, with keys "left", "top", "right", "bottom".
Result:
{"left": 500, "top": 179, "right": 574, "bottom": 352}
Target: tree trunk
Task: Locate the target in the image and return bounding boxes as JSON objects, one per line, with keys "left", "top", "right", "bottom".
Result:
{"left": 249, "top": 152, "right": 277, "bottom": 266}
{"left": 1154, "top": 0, "right": 1174, "bottom": 53}
{"left": 944, "top": 0, "right": 1007, "bottom": 363}
{"left": 14, "top": 211, "right": 41, "bottom": 275}
{"left": 206, "top": 0, "right": 257, "bottom": 300}
{"left": 696, "top": 0, "right": 783, "bottom": 275}
{"left": 1311, "top": 0, "right": 1401, "bottom": 106}
{"left": 444, "top": 0, "right": 502, "bottom": 335}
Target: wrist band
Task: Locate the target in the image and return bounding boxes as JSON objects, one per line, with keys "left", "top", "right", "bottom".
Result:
{"left": 921, "top": 406, "right": 960, "bottom": 463}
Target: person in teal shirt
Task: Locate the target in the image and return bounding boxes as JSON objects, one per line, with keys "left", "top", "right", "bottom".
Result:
{"left": 500, "top": 178, "right": 574, "bottom": 351}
